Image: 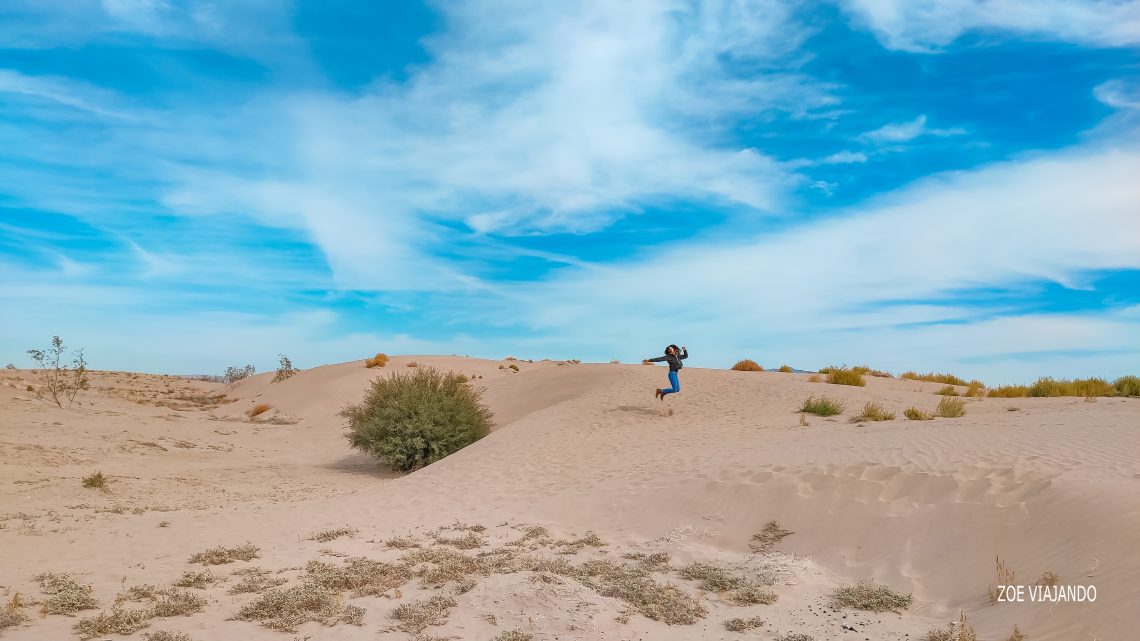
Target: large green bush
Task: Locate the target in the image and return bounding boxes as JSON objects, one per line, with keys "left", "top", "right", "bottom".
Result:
{"left": 341, "top": 367, "right": 493, "bottom": 472}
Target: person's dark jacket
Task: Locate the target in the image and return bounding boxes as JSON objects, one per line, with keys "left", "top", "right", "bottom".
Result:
{"left": 647, "top": 348, "right": 688, "bottom": 372}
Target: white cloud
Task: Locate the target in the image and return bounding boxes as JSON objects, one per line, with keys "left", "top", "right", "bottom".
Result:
{"left": 838, "top": 0, "right": 1140, "bottom": 52}
{"left": 859, "top": 114, "right": 964, "bottom": 143}
{"left": 822, "top": 150, "right": 868, "bottom": 164}
{"left": 0, "top": 69, "right": 139, "bottom": 120}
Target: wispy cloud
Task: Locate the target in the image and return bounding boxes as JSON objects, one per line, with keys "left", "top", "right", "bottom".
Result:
{"left": 859, "top": 114, "right": 964, "bottom": 143}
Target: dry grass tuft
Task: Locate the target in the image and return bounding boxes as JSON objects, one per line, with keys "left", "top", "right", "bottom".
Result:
{"left": 731, "top": 585, "right": 778, "bottom": 605}
{"left": 935, "top": 397, "right": 967, "bottom": 418}
{"left": 901, "top": 371, "right": 968, "bottom": 386}
{"left": 1, "top": 594, "right": 30, "bottom": 632}
{"left": 799, "top": 395, "right": 845, "bottom": 416}
{"left": 731, "top": 359, "right": 763, "bottom": 372}
{"left": 750, "top": 520, "right": 794, "bottom": 553}
{"left": 74, "top": 608, "right": 151, "bottom": 639}
{"left": 778, "top": 364, "right": 793, "bottom": 373}
{"left": 82, "top": 471, "right": 107, "bottom": 489}
{"left": 925, "top": 611, "right": 977, "bottom": 641}
{"left": 832, "top": 581, "right": 913, "bottom": 612}
{"left": 554, "top": 532, "right": 605, "bottom": 554}
{"left": 364, "top": 353, "right": 389, "bottom": 368}
{"left": 1037, "top": 570, "right": 1059, "bottom": 587}
{"left": 807, "top": 374, "right": 822, "bottom": 383}
{"left": 246, "top": 403, "right": 271, "bottom": 419}
{"left": 679, "top": 562, "right": 747, "bottom": 592}
{"left": 1114, "top": 374, "right": 1140, "bottom": 396}
{"left": 777, "top": 634, "right": 814, "bottom": 641}
{"left": 234, "top": 581, "right": 360, "bottom": 632}
{"left": 37, "top": 573, "right": 99, "bottom": 614}
{"left": 142, "top": 632, "right": 193, "bottom": 641}
{"left": 825, "top": 367, "right": 866, "bottom": 387}
{"left": 1007, "top": 624, "right": 1027, "bottom": 641}
{"left": 435, "top": 531, "right": 485, "bottom": 549}
{"left": 904, "top": 406, "right": 934, "bottom": 421}
{"left": 988, "top": 556, "right": 1016, "bottom": 604}
{"left": 172, "top": 570, "right": 216, "bottom": 589}
{"left": 390, "top": 594, "right": 458, "bottom": 634}
{"left": 1029, "top": 376, "right": 1115, "bottom": 397}
{"left": 384, "top": 535, "right": 422, "bottom": 549}
{"left": 579, "top": 560, "right": 706, "bottom": 625}
{"left": 494, "top": 630, "right": 534, "bottom": 641}
{"left": 725, "top": 615, "right": 765, "bottom": 632}
{"left": 988, "top": 384, "right": 1029, "bottom": 398}
{"left": 228, "top": 568, "right": 287, "bottom": 594}
{"left": 852, "top": 401, "right": 895, "bottom": 422}
{"left": 307, "top": 527, "right": 358, "bottom": 543}
{"left": 965, "top": 381, "right": 985, "bottom": 397}
{"left": 935, "top": 385, "right": 960, "bottom": 396}
{"left": 148, "top": 589, "right": 207, "bottom": 618}
{"left": 189, "top": 543, "right": 259, "bottom": 565}
{"left": 305, "top": 557, "right": 411, "bottom": 596}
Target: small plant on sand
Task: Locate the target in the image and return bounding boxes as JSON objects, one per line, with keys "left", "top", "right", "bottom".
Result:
{"left": 307, "top": 527, "right": 358, "bottom": 543}
{"left": 246, "top": 403, "right": 271, "bottom": 420}
{"left": 494, "top": 630, "right": 534, "bottom": 641}
{"left": 777, "top": 364, "right": 792, "bottom": 372}
{"left": 825, "top": 367, "right": 866, "bottom": 387}
{"left": 904, "top": 406, "right": 933, "bottom": 420}
{"left": 987, "top": 556, "right": 1016, "bottom": 604}
{"left": 172, "top": 570, "right": 216, "bottom": 589}
{"left": 384, "top": 535, "right": 421, "bottom": 549}
{"left": 391, "top": 594, "right": 458, "bottom": 634}
{"left": 364, "top": 353, "right": 389, "bottom": 368}
{"left": 680, "top": 562, "right": 748, "bottom": 592}
{"left": 74, "top": 607, "right": 152, "bottom": 639}
{"left": 341, "top": 367, "right": 493, "bottom": 472}
{"left": 852, "top": 401, "right": 895, "bottom": 422}
{"left": 832, "top": 580, "right": 912, "bottom": 612}
{"left": 935, "top": 397, "right": 966, "bottom": 418}
{"left": 925, "top": 611, "right": 977, "bottom": 641}
{"left": 732, "top": 359, "right": 763, "bottom": 372}
{"left": 901, "top": 371, "right": 968, "bottom": 386}
{"left": 222, "top": 364, "right": 256, "bottom": 387}
{"left": 228, "top": 568, "right": 286, "bottom": 594}
{"left": 750, "top": 520, "right": 794, "bottom": 553}
{"left": 988, "top": 384, "right": 1030, "bottom": 398}
{"left": 965, "top": 381, "right": 985, "bottom": 397}
{"left": 234, "top": 582, "right": 359, "bottom": 632}
{"left": 27, "top": 336, "right": 89, "bottom": 408}
{"left": 1114, "top": 375, "right": 1140, "bottom": 397}
{"left": 725, "top": 615, "right": 764, "bottom": 632}
{"left": 508, "top": 364, "right": 519, "bottom": 371}
{"left": 731, "top": 586, "right": 778, "bottom": 605}
{"left": 935, "top": 385, "right": 960, "bottom": 396}
{"left": 1007, "top": 624, "right": 1027, "bottom": 641}
{"left": 777, "top": 634, "right": 814, "bottom": 641}
{"left": 799, "top": 395, "right": 845, "bottom": 416}
{"left": 82, "top": 471, "right": 107, "bottom": 489}
{"left": 37, "top": 573, "right": 99, "bottom": 614}
{"left": 189, "top": 543, "right": 259, "bottom": 565}
{"left": 1037, "top": 570, "right": 1059, "bottom": 587}
{"left": 143, "top": 632, "right": 193, "bottom": 641}
{"left": 272, "top": 354, "right": 299, "bottom": 383}
{"left": 807, "top": 374, "right": 822, "bottom": 383}
{"left": 1, "top": 594, "right": 30, "bottom": 631}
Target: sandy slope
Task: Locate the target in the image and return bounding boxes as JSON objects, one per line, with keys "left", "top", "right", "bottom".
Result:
{"left": 0, "top": 357, "right": 1136, "bottom": 641}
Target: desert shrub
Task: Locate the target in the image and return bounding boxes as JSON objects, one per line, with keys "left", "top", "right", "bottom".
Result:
{"left": 234, "top": 581, "right": 358, "bottom": 632}
{"left": 903, "top": 407, "right": 933, "bottom": 421}
{"left": 731, "top": 586, "right": 778, "bottom": 605}
{"left": 731, "top": 359, "right": 763, "bottom": 372}
{"left": 246, "top": 404, "right": 271, "bottom": 419}
{"left": 272, "top": 354, "right": 298, "bottom": 383}
{"left": 494, "top": 630, "right": 534, "bottom": 641}
{"left": 988, "top": 385, "right": 1029, "bottom": 398}
{"left": 82, "top": 471, "right": 107, "bottom": 489}
{"left": 189, "top": 543, "right": 259, "bottom": 565}
{"left": 27, "top": 336, "right": 89, "bottom": 408}
{"left": 935, "top": 397, "right": 966, "bottom": 418}
{"left": 391, "top": 594, "right": 458, "bottom": 634}
{"left": 935, "top": 385, "right": 959, "bottom": 396}
{"left": 1114, "top": 375, "right": 1140, "bottom": 396}
{"left": 1, "top": 594, "right": 29, "bottom": 631}
{"left": 364, "top": 353, "right": 389, "bottom": 368}
{"left": 508, "top": 364, "right": 519, "bottom": 372}
{"left": 900, "top": 371, "right": 968, "bottom": 386}
{"left": 228, "top": 568, "right": 286, "bottom": 594}
{"left": 987, "top": 556, "right": 1015, "bottom": 604}
{"left": 853, "top": 401, "right": 895, "bottom": 422}
{"left": 1030, "top": 377, "right": 1115, "bottom": 397}
{"left": 74, "top": 608, "right": 151, "bottom": 639}
{"left": 778, "top": 364, "right": 793, "bottom": 373}
{"left": 725, "top": 615, "right": 764, "bottom": 632}
{"left": 37, "top": 573, "right": 98, "bottom": 614}
{"left": 807, "top": 374, "right": 822, "bottom": 383}
{"left": 749, "top": 520, "right": 794, "bottom": 553}
{"left": 964, "top": 381, "right": 985, "bottom": 397}
{"left": 172, "top": 570, "right": 215, "bottom": 589}
{"left": 826, "top": 367, "right": 865, "bottom": 387}
{"left": 1007, "top": 624, "right": 1026, "bottom": 641}
{"left": 222, "top": 365, "right": 256, "bottom": 386}
{"left": 143, "top": 632, "right": 193, "bottom": 641}
{"left": 341, "top": 367, "right": 493, "bottom": 472}
{"left": 307, "top": 527, "right": 357, "bottom": 543}
{"left": 799, "top": 395, "right": 845, "bottom": 416}
{"left": 832, "top": 581, "right": 912, "bottom": 612}
{"left": 777, "top": 635, "right": 814, "bottom": 641}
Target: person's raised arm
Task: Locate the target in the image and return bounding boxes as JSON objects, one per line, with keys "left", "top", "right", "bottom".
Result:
{"left": 645, "top": 356, "right": 665, "bottom": 363}
{"left": 679, "top": 346, "right": 688, "bottom": 360}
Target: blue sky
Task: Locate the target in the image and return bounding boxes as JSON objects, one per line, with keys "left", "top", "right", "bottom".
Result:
{"left": 1, "top": 0, "right": 1139, "bottom": 384}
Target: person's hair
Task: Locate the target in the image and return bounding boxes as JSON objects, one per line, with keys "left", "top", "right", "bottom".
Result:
{"left": 665, "top": 344, "right": 680, "bottom": 355}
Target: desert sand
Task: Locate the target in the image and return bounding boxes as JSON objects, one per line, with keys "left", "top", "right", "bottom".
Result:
{"left": 1, "top": 356, "right": 1137, "bottom": 640}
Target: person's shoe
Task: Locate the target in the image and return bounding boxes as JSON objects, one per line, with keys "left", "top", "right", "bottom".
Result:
{"left": 658, "top": 391, "right": 665, "bottom": 401}
{"left": 654, "top": 389, "right": 661, "bottom": 399}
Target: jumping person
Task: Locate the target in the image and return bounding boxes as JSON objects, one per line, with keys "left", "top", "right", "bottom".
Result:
{"left": 645, "top": 344, "right": 687, "bottom": 400}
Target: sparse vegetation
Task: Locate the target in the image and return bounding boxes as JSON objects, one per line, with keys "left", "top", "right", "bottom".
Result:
{"left": 807, "top": 374, "right": 822, "bottom": 383}
{"left": 777, "top": 634, "right": 814, "bottom": 641}
{"left": 272, "top": 354, "right": 299, "bottom": 383}
{"left": 222, "top": 364, "right": 256, "bottom": 386}
{"left": 988, "top": 384, "right": 1029, "bottom": 398}
{"left": 143, "top": 632, "right": 193, "bottom": 641}
{"left": 508, "top": 364, "right": 519, "bottom": 371}
{"left": 725, "top": 615, "right": 764, "bottom": 632}
{"left": 27, "top": 335, "right": 89, "bottom": 408}
{"left": 679, "top": 562, "right": 747, "bottom": 592}
{"left": 965, "top": 381, "right": 985, "bottom": 397}
{"left": 172, "top": 570, "right": 216, "bottom": 589}
{"left": 901, "top": 371, "right": 968, "bottom": 386}
{"left": 229, "top": 568, "right": 287, "bottom": 594}
{"left": 731, "top": 359, "right": 763, "bottom": 372}
{"left": 832, "top": 581, "right": 913, "bottom": 612}
{"left": 246, "top": 403, "right": 271, "bottom": 419}
{"left": 778, "top": 364, "right": 793, "bottom": 372}
{"left": 307, "top": 527, "right": 358, "bottom": 542}
{"left": 341, "top": 366, "right": 493, "bottom": 472}
{"left": 391, "top": 594, "right": 458, "bottom": 634}
{"left": 750, "top": 520, "right": 794, "bottom": 553}
{"left": 1114, "top": 375, "right": 1140, "bottom": 396}
{"left": 234, "top": 581, "right": 356, "bottom": 632}
{"left": 1037, "top": 570, "right": 1058, "bottom": 587}
{"left": 799, "top": 395, "right": 845, "bottom": 416}
{"left": 37, "top": 573, "right": 99, "bottom": 614}
{"left": 935, "top": 385, "right": 960, "bottom": 396}
{"left": 935, "top": 396, "right": 967, "bottom": 418}
{"left": 1, "top": 594, "right": 29, "bottom": 631}
{"left": 1008, "top": 624, "right": 1026, "bottom": 641}
{"left": 904, "top": 406, "right": 934, "bottom": 420}
{"left": 925, "top": 611, "right": 977, "bottom": 641}
{"left": 384, "top": 535, "right": 422, "bottom": 549}
{"left": 82, "top": 471, "right": 107, "bottom": 489}
{"left": 852, "top": 400, "right": 895, "bottom": 422}
{"left": 189, "top": 543, "right": 259, "bottom": 565}
{"left": 1029, "top": 376, "right": 1115, "bottom": 397}
{"left": 493, "top": 630, "right": 534, "bottom": 641}
{"left": 74, "top": 607, "right": 152, "bottom": 639}
{"left": 988, "top": 556, "right": 1016, "bottom": 604}
{"left": 825, "top": 367, "right": 866, "bottom": 387}
{"left": 364, "top": 353, "right": 389, "bottom": 368}
{"left": 731, "top": 585, "right": 778, "bottom": 605}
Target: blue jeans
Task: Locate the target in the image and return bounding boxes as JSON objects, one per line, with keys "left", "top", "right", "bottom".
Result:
{"left": 660, "top": 370, "right": 680, "bottom": 396}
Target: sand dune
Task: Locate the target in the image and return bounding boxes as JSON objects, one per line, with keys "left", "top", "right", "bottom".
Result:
{"left": 1, "top": 357, "right": 1136, "bottom": 640}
